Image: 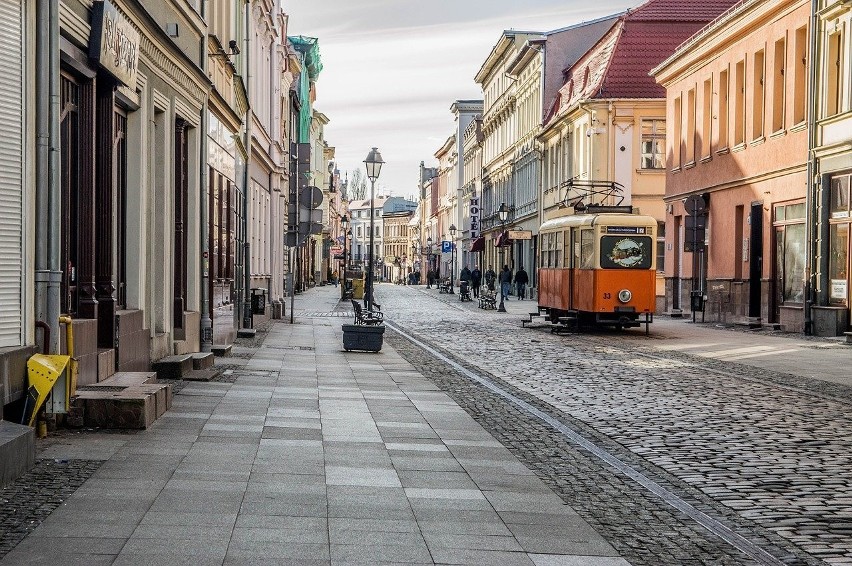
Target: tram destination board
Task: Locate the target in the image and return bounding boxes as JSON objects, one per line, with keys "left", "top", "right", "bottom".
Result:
{"left": 605, "top": 226, "right": 647, "bottom": 234}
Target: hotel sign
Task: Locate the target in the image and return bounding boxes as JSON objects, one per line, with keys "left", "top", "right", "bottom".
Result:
{"left": 469, "top": 197, "right": 481, "bottom": 239}
{"left": 90, "top": 0, "right": 140, "bottom": 89}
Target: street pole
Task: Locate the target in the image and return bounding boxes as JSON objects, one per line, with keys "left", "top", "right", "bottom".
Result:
{"left": 367, "top": 178, "right": 375, "bottom": 311}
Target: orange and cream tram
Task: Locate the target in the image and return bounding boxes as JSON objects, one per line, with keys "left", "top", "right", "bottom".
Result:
{"left": 537, "top": 207, "right": 656, "bottom": 332}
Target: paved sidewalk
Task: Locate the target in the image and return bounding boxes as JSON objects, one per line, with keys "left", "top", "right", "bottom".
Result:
{"left": 2, "top": 285, "right": 629, "bottom": 566}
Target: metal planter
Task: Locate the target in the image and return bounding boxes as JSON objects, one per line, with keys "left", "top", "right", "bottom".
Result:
{"left": 342, "top": 324, "right": 384, "bottom": 352}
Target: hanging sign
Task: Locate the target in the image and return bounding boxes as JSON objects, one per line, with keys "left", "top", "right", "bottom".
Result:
{"left": 90, "top": 0, "right": 141, "bottom": 89}
{"left": 469, "top": 197, "right": 481, "bottom": 239}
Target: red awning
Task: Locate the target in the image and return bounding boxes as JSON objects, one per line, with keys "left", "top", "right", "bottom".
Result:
{"left": 495, "top": 230, "right": 512, "bottom": 248}
{"left": 470, "top": 237, "right": 485, "bottom": 253}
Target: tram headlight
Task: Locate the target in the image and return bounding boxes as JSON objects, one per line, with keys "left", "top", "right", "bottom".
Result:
{"left": 618, "top": 289, "right": 632, "bottom": 303}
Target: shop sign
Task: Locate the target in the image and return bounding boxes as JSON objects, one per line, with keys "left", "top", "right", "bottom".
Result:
{"left": 330, "top": 246, "right": 343, "bottom": 256}
{"left": 507, "top": 229, "right": 532, "bottom": 240}
{"left": 831, "top": 279, "right": 848, "bottom": 300}
{"left": 90, "top": 0, "right": 140, "bottom": 89}
{"left": 469, "top": 197, "right": 481, "bottom": 239}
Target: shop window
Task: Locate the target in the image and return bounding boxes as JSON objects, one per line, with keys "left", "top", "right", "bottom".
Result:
{"left": 830, "top": 223, "right": 848, "bottom": 305}
{"left": 753, "top": 49, "right": 765, "bottom": 140}
{"left": 640, "top": 119, "right": 665, "bottom": 169}
{"left": 772, "top": 37, "right": 786, "bottom": 133}
{"left": 774, "top": 202, "right": 807, "bottom": 304}
{"left": 831, "top": 175, "right": 850, "bottom": 219}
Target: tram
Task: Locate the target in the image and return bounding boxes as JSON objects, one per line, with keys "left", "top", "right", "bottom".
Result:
{"left": 537, "top": 206, "right": 656, "bottom": 332}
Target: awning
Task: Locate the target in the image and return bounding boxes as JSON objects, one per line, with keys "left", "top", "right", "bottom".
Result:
{"left": 495, "top": 230, "right": 512, "bottom": 248}
{"left": 470, "top": 237, "right": 485, "bottom": 253}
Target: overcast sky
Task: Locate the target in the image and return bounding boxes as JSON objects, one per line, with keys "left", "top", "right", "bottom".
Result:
{"left": 285, "top": 0, "right": 636, "bottom": 199}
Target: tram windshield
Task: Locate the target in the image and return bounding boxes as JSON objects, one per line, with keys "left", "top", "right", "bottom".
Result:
{"left": 600, "top": 235, "right": 653, "bottom": 269}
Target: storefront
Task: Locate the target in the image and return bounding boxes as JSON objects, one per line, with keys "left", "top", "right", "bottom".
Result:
{"left": 828, "top": 171, "right": 852, "bottom": 326}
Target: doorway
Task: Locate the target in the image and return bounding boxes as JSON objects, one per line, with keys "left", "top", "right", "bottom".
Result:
{"left": 749, "top": 202, "right": 764, "bottom": 319}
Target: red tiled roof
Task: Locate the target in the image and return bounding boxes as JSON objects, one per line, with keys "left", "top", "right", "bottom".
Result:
{"left": 549, "top": 0, "right": 740, "bottom": 123}
{"left": 628, "top": 0, "right": 742, "bottom": 21}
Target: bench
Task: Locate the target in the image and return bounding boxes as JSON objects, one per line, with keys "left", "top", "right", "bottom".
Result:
{"left": 351, "top": 299, "right": 384, "bottom": 325}
{"left": 438, "top": 279, "right": 453, "bottom": 294}
{"left": 479, "top": 291, "right": 497, "bottom": 310}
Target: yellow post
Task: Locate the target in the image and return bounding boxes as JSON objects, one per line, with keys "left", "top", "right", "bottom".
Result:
{"left": 58, "top": 315, "right": 77, "bottom": 405}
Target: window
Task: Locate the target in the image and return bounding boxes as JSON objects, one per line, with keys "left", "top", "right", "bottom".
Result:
{"left": 718, "top": 68, "right": 729, "bottom": 149}
{"left": 580, "top": 229, "right": 595, "bottom": 269}
{"left": 830, "top": 223, "right": 849, "bottom": 304}
{"left": 357, "top": 226, "right": 362, "bottom": 238}
{"left": 831, "top": 174, "right": 850, "bottom": 218}
{"left": 774, "top": 202, "right": 807, "bottom": 304}
{"left": 702, "top": 78, "right": 712, "bottom": 158}
{"left": 753, "top": 49, "right": 765, "bottom": 139}
{"left": 640, "top": 119, "right": 666, "bottom": 169}
{"left": 600, "top": 236, "right": 653, "bottom": 269}
{"left": 772, "top": 37, "right": 786, "bottom": 133}
{"left": 686, "top": 89, "right": 696, "bottom": 163}
{"left": 793, "top": 26, "right": 808, "bottom": 124}
{"left": 827, "top": 31, "right": 844, "bottom": 116}
{"left": 673, "top": 96, "right": 682, "bottom": 168}
{"left": 657, "top": 222, "right": 666, "bottom": 272}
{"left": 734, "top": 59, "right": 745, "bottom": 145}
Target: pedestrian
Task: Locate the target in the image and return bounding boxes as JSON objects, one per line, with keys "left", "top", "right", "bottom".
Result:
{"left": 514, "top": 266, "right": 529, "bottom": 300}
{"left": 332, "top": 270, "right": 339, "bottom": 288}
{"left": 484, "top": 265, "right": 496, "bottom": 292}
{"left": 460, "top": 265, "right": 471, "bottom": 285}
{"left": 427, "top": 268, "right": 435, "bottom": 289}
{"left": 470, "top": 266, "right": 482, "bottom": 298}
{"left": 499, "top": 265, "right": 512, "bottom": 302}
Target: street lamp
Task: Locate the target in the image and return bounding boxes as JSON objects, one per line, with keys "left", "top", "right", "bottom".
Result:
{"left": 497, "top": 203, "right": 510, "bottom": 313}
{"left": 340, "top": 214, "right": 349, "bottom": 299}
{"left": 364, "top": 147, "right": 384, "bottom": 311}
{"left": 426, "top": 236, "right": 433, "bottom": 287}
{"left": 449, "top": 224, "right": 457, "bottom": 294}
{"left": 328, "top": 161, "right": 335, "bottom": 192}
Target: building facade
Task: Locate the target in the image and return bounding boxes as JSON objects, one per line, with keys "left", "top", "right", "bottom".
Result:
{"left": 654, "top": 0, "right": 811, "bottom": 329}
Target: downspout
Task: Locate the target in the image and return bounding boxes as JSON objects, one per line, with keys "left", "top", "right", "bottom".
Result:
{"left": 199, "top": 0, "right": 212, "bottom": 352}
{"left": 34, "top": 0, "right": 61, "bottom": 354}
{"left": 242, "top": 0, "right": 253, "bottom": 330}
{"left": 804, "top": 0, "right": 819, "bottom": 335}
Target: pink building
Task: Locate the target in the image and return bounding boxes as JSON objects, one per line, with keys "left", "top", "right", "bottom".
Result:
{"left": 653, "top": 0, "right": 811, "bottom": 330}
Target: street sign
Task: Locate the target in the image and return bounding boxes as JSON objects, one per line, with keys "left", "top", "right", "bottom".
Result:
{"left": 469, "top": 197, "right": 481, "bottom": 239}
{"left": 441, "top": 241, "right": 452, "bottom": 254}
{"left": 300, "top": 185, "right": 323, "bottom": 207}
{"left": 684, "top": 194, "right": 706, "bottom": 216}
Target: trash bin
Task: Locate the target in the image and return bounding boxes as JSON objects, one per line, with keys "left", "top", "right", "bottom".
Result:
{"left": 690, "top": 290, "right": 705, "bottom": 312}
{"left": 251, "top": 288, "right": 267, "bottom": 315}
{"left": 351, "top": 278, "right": 364, "bottom": 300}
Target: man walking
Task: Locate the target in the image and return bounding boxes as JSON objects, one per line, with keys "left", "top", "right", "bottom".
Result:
{"left": 484, "top": 265, "right": 496, "bottom": 292}
{"left": 499, "top": 265, "right": 512, "bottom": 303}
{"left": 470, "top": 266, "right": 482, "bottom": 298}
{"left": 514, "top": 266, "right": 529, "bottom": 300}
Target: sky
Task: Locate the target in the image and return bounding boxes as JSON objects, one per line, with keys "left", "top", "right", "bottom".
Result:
{"left": 285, "top": 0, "right": 637, "bottom": 199}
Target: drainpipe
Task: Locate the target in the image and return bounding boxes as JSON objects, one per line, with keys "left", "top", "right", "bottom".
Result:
{"left": 199, "top": 0, "right": 212, "bottom": 352}
{"left": 242, "top": 1, "right": 253, "bottom": 330}
{"left": 804, "top": 0, "right": 819, "bottom": 335}
{"left": 34, "top": 0, "right": 61, "bottom": 354}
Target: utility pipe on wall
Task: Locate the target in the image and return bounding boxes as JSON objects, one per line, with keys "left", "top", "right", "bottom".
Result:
{"left": 199, "top": 0, "right": 212, "bottom": 352}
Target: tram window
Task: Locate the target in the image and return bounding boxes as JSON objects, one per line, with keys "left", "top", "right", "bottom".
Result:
{"left": 580, "top": 230, "right": 595, "bottom": 269}
{"left": 600, "top": 235, "right": 653, "bottom": 269}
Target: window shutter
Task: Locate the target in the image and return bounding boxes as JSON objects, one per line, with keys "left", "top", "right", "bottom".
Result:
{"left": 0, "top": 0, "right": 24, "bottom": 347}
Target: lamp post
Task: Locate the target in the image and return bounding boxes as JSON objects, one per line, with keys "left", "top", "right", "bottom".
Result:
{"left": 449, "top": 224, "right": 457, "bottom": 293}
{"left": 364, "top": 147, "right": 384, "bottom": 311}
{"left": 426, "top": 236, "right": 433, "bottom": 288}
{"left": 328, "top": 161, "right": 335, "bottom": 192}
{"left": 340, "top": 214, "right": 349, "bottom": 299}
{"left": 497, "top": 203, "right": 510, "bottom": 313}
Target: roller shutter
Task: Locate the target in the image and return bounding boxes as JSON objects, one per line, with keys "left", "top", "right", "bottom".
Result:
{"left": 0, "top": 0, "right": 24, "bottom": 348}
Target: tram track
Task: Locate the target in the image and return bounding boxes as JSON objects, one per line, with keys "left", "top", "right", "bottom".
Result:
{"left": 386, "top": 318, "right": 800, "bottom": 566}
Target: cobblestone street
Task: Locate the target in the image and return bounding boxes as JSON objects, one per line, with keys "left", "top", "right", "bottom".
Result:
{"left": 379, "top": 284, "right": 852, "bottom": 565}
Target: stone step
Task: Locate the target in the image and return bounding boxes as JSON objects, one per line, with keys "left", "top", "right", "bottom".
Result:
{"left": 182, "top": 369, "right": 218, "bottom": 382}
{"left": 212, "top": 344, "right": 232, "bottom": 357}
{"left": 0, "top": 421, "right": 34, "bottom": 487}
{"left": 73, "top": 382, "right": 172, "bottom": 429}
{"left": 151, "top": 354, "right": 194, "bottom": 379}
{"left": 192, "top": 352, "right": 215, "bottom": 370}
{"left": 87, "top": 371, "right": 158, "bottom": 388}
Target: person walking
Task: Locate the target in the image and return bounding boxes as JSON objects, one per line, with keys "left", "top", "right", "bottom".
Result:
{"left": 426, "top": 268, "right": 435, "bottom": 289}
{"left": 459, "top": 265, "right": 471, "bottom": 285}
{"left": 514, "top": 266, "right": 529, "bottom": 300}
{"left": 470, "top": 266, "right": 482, "bottom": 298}
{"left": 499, "top": 265, "right": 512, "bottom": 302}
{"left": 484, "top": 265, "right": 496, "bottom": 292}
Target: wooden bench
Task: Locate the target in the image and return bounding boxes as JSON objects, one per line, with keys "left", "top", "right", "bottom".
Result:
{"left": 479, "top": 291, "right": 497, "bottom": 310}
{"left": 351, "top": 299, "right": 384, "bottom": 325}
